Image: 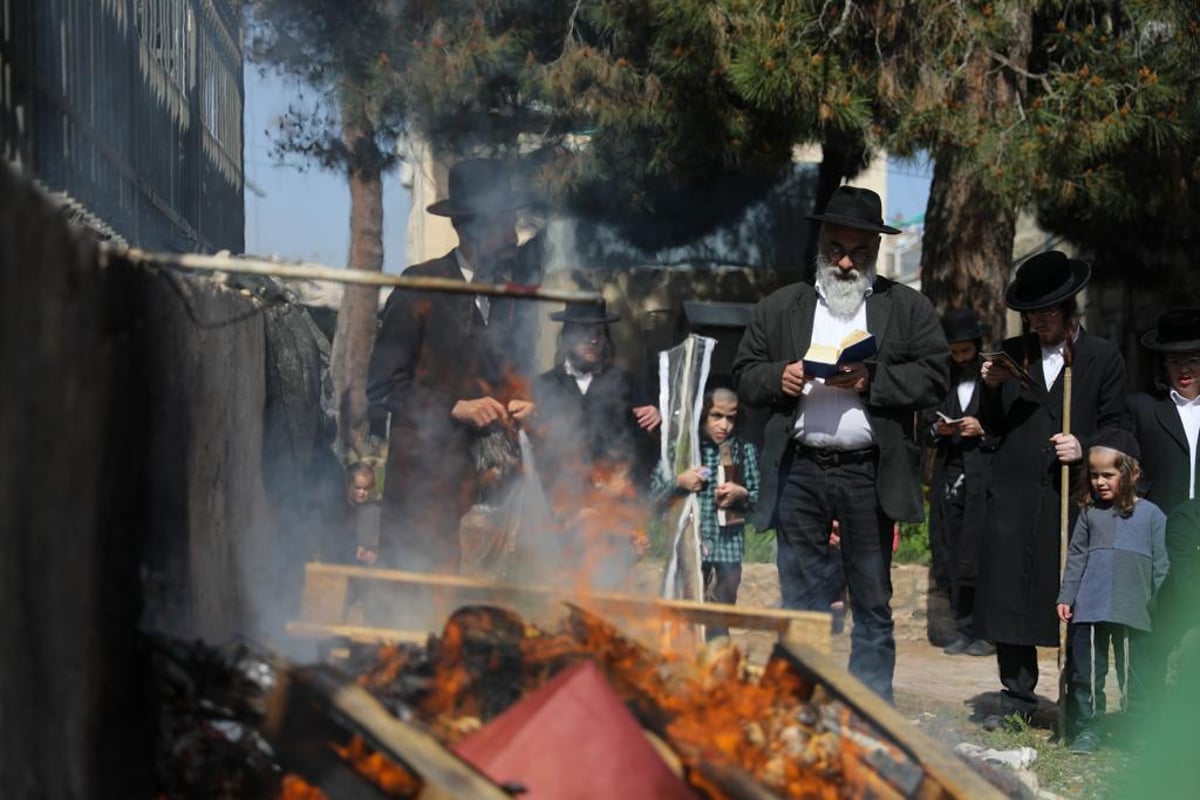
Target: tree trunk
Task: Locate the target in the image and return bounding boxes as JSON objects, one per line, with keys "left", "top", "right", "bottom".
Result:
{"left": 920, "top": 150, "right": 1014, "bottom": 344}
{"left": 330, "top": 114, "right": 384, "bottom": 458}
{"left": 920, "top": 9, "right": 1032, "bottom": 345}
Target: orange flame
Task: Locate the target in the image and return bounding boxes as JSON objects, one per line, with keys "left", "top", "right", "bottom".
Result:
{"left": 277, "top": 774, "right": 329, "bottom": 800}
{"left": 331, "top": 735, "right": 423, "bottom": 798}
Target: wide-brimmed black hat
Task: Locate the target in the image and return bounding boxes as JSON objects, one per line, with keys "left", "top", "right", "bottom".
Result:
{"left": 549, "top": 300, "right": 621, "bottom": 325}
{"left": 1005, "top": 250, "right": 1091, "bottom": 311}
{"left": 426, "top": 158, "right": 531, "bottom": 218}
{"left": 941, "top": 306, "right": 990, "bottom": 344}
{"left": 806, "top": 186, "right": 902, "bottom": 235}
{"left": 1141, "top": 308, "right": 1200, "bottom": 353}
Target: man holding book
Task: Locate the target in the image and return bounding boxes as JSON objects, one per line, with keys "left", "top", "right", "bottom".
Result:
{"left": 733, "top": 186, "right": 948, "bottom": 701}
{"left": 974, "top": 250, "right": 1128, "bottom": 725}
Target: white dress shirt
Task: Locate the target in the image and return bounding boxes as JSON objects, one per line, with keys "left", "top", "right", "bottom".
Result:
{"left": 563, "top": 359, "right": 595, "bottom": 395}
{"left": 792, "top": 283, "right": 875, "bottom": 450}
{"left": 1171, "top": 389, "right": 1200, "bottom": 500}
{"left": 1041, "top": 341, "right": 1066, "bottom": 390}
{"left": 956, "top": 379, "right": 976, "bottom": 414}
{"left": 454, "top": 249, "right": 490, "bottom": 324}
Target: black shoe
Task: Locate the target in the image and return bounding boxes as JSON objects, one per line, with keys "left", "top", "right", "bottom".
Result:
{"left": 942, "top": 638, "right": 971, "bottom": 655}
{"left": 964, "top": 640, "right": 996, "bottom": 657}
{"left": 1070, "top": 730, "right": 1102, "bottom": 754}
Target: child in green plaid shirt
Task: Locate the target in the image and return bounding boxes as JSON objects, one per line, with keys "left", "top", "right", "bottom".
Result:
{"left": 654, "top": 386, "right": 761, "bottom": 637}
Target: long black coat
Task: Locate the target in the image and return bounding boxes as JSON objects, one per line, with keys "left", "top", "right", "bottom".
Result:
{"left": 974, "top": 330, "right": 1128, "bottom": 646}
{"left": 1129, "top": 391, "right": 1196, "bottom": 515}
{"left": 365, "top": 252, "right": 521, "bottom": 566}
{"left": 530, "top": 364, "right": 647, "bottom": 502}
{"left": 733, "top": 276, "right": 949, "bottom": 526}
{"left": 923, "top": 365, "right": 995, "bottom": 587}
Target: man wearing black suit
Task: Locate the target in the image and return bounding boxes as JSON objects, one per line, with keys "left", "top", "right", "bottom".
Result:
{"left": 734, "top": 186, "right": 949, "bottom": 701}
{"left": 976, "top": 251, "right": 1128, "bottom": 722}
{"left": 1129, "top": 308, "right": 1200, "bottom": 687}
{"left": 924, "top": 308, "right": 996, "bottom": 657}
{"left": 367, "top": 159, "right": 535, "bottom": 572}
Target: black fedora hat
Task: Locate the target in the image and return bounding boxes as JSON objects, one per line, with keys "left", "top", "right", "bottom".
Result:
{"left": 941, "top": 306, "right": 991, "bottom": 344}
{"left": 426, "top": 158, "right": 531, "bottom": 218}
{"left": 806, "top": 186, "right": 902, "bottom": 235}
{"left": 549, "top": 300, "right": 621, "bottom": 325}
{"left": 1005, "top": 250, "right": 1091, "bottom": 311}
{"left": 1141, "top": 308, "right": 1200, "bottom": 353}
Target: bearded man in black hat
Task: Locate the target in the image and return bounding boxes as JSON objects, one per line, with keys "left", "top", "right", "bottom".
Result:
{"left": 366, "top": 158, "right": 536, "bottom": 573}
{"left": 1129, "top": 308, "right": 1200, "bottom": 689}
{"left": 734, "top": 186, "right": 949, "bottom": 702}
{"left": 975, "top": 250, "right": 1128, "bottom": 724}
{"left": 923, "top": 307, "right": 996, "bottom": 657}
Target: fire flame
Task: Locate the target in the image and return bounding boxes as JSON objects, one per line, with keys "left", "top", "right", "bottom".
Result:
{"left": 277, "top": 774, "right": 329, "bottom": 800}
{"left": 331, "top": 735, "right": 423, "bottom": 798}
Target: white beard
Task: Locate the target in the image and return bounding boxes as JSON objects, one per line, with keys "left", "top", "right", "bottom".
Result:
{"left": 816, "top": 255, "right": 875, "bottom": 319}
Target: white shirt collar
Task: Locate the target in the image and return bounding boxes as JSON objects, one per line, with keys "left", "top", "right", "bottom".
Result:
{"left": 454, "top": 248, "right": 474, "bottom": 282}
{"left": 1170, "top": 390, "right": 1200, "bottom": 408}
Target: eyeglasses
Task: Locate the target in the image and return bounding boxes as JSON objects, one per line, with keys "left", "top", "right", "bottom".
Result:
{"left": 1166, "top": 355, "right": 1200, "bottom": 369}
{"left": 1026, "top": 308, "right": 1063, "bottom": 320}
{"left": 825, "top": 244, "right": 875, "bottom": 266}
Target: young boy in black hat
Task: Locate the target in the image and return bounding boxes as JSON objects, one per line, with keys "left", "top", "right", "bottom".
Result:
{"left": 976, "top": 250, "right": 1129, "bottom": 725}
{"left": 925, "top": 307, "right": 996, "bottom": 656}
{"left": 1056, "top": 430, "right": 1169, "bottom": 752}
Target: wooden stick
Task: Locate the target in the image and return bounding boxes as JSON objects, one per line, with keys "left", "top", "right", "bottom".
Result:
{"left": 1057, "top": 358, "right": 1074, "bottom": 741}
{"left": 100, "top": 244, "right": 604, "bottom": 304}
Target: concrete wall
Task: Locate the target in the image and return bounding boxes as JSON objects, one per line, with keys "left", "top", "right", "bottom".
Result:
{"left": 0, "top": 163, "right": 330, "bottom": 798}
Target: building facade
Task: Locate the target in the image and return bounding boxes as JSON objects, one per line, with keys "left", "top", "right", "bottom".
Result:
{"left": 1, "top": 0, "right": 244, "bottom": 252}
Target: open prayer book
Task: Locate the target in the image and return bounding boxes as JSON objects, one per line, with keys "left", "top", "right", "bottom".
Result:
{"left": 803, "top": 330, "right": 877, "bottom": 380}
{"left": 981, "top": 351, "right": 1035, "bottom": 387}
{"left": 936, "top": 411, "right": 965, "bottom": 425}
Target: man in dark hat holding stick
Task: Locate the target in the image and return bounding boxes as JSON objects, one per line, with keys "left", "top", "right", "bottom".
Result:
{"left": 924, "top": 307, "right": 996, "bottom": 657}
{"left": 367, "top": 158, "right": 536, "bottom": 573}
{"left": 976, "top": 250, "right": 1127, "bottom": 727}
{"left": 734, "top": 186, "right": 949, "bottom": 701}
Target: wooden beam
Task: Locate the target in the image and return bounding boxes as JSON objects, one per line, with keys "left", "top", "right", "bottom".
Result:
{"left": 294, "top": 562, "right": 832, "bottom": 652}
{"left": 285, "top": 621, "right": 430, "bottom": 646}
{"left": 775, "top": 642, "right": 1004, "bottom": 800}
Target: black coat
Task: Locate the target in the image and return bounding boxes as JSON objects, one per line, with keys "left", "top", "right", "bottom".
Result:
{"left": 733, "top": 276, "right": 949, "bottom": 526}
{"left": 974, "top": 330, "right": 1128, "bottom": 646}
{"left": 923, "top": 364, "right": 995, "bottom": 586}
{"left": 365, "top": 252, "right": 522, "bottom": 561}
{"left": 1129, "top": 391, "right": 1197, "bottom": 515}
{"left": 530, "top": 364, "right": 647, "bottom": 500}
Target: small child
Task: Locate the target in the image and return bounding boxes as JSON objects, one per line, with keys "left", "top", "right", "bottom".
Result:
{"left": 345, "top": 461, "right": 382, "bottom": 566}
{"left": 1056, "top": 430, "right": 1169, "bottom": 753}
{"left": 654, "top": 386, "right": 760, "bottom": 639}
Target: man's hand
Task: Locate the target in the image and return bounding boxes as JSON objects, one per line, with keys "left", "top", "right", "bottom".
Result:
{"left": 958, "top": 416, "right": 984, "bottom": 438}
{"left": 632, "top": 405, "right": 662, "bottom": 432}
{"left": 675, "top": 466, "right": 708, "bottom": 493}
{"left": 981, "top": 359, "right": 1015, "bottom": 388}
{"left": 507, "top": 399, "right": 535, "bottom": 422}
{"left": 355, "top": 546, "right": 378, "bottom": 565}
{"left": 781, "top": 361, "right": 806, "bottom": 397}
{"left": 452, "top": 397, "right": 508, "bottom": 428}
{"left": 825, "top": 362, "right": 869, "bottom": 394}
{"left": 1057, "top": 603, "right": 1073, "bottom": 623}
{"left": 714, "top": 482, "right": 749, "bottom": 508}
{"left": 935, "top": 420, "right": 960, "bottom": 437}
{"left": 1050, "top": 432, "right": 1083, "bottom": 464}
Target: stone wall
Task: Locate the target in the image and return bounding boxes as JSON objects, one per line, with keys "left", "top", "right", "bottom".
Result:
{"left": 0, "top": 163, "right": 331, "bottom": 797}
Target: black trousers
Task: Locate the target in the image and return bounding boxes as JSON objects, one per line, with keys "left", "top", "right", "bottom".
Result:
{"left": 1065, "top": 621, "right": 1150, "bottom": 735}
{"left": 776, "top": 450, "right": 896, "bottom": 702}
{"left": 995, "top": 642, "right": 1040, "bottom": 716}
{"left": 935, "top": 464, "right": 977, "bottom": 640}
{"left": 702, "top": 561, "right": 743, "bottom": 640}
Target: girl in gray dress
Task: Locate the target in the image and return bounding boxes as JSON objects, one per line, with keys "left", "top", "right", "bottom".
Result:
{"left": 1057, "top": 430, "right": 1170, "bottom": 752}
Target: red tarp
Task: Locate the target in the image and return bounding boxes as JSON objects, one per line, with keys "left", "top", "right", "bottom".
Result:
{"left": 452, "top": 660, "right": 694, "bottom": 798}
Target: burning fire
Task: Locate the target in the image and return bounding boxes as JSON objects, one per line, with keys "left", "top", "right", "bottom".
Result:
{"left": 277, "top": 774, "right": 328, "bottom": 800}
{"left": 331, "top": 735, "right": 423, "bottom": 797}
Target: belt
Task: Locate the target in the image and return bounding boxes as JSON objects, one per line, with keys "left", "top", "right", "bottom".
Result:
{"left": 796, "top": 444, "right": 878, "bottom": 468}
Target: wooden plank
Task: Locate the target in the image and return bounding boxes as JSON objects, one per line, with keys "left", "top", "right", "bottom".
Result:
{"left": 285, "top": 621, "right": 430, "bottom": 646}
{"left": 295, "top": 563, "right": 831, "bottom": 652}
{"left": 776, "top": 642, "right": 1003, "bottom": 800}
{"left": 299, "top": 563, "right": 350, "bottom": 625}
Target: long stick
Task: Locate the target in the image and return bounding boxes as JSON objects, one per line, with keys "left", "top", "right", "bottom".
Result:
{"left": 1057, "top": 358, "right": 1074, "bottom": 740}
{"left": 100, "top": 244, "right": 605, "bottom": 304}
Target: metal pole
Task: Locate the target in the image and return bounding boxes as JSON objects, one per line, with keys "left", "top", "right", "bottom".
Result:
{"left": 101, "top": 245, "right": 605, "bottom": 304}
